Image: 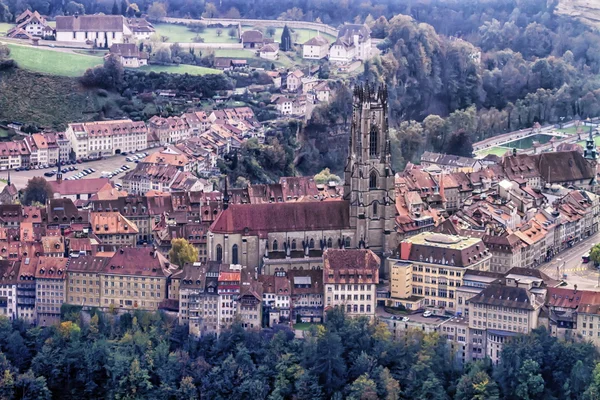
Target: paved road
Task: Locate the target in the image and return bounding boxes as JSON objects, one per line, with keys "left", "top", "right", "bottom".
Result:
{"left": 2, "top": 148, "right": 162, "bottom": 191}
{"left": 539, "top": 232, "right": 600, "bottom": 290}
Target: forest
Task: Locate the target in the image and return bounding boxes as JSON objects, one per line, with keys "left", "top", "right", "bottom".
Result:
{"left": 0, "top": 307, "right": 599, "bottom": 400}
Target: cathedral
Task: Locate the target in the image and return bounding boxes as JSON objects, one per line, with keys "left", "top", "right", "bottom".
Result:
{"left": 207, "top": 84, "right": 397, "bottom": 272}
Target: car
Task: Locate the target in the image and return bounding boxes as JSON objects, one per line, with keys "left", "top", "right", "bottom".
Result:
{"left": 122, "top": 165, "right": 130, "bottom": 170}
{"left": 44, "top": 172, "right": 54, "bottom": 177}
{"left": 401, "top": 317, "right": 410, "bottom": 322}
{"left": 89, "top": 168, "right": 96, "bottom": 173}
{"left": 423, "top": 310, "right": 433, "bottom": 318}
{"left": 121, "top": 152, "right": 128, "bottom": 156}
{"left": 134, "top": 160, "right": 139, "bottom": 163}
{"left": 84, "top": 168, "right": 92, "bottom": 174}
{"left": 115, "top": 183, "right": 122, "bottom": 189}
{"left": 76, "top": 160, "right": 82, "bottom": 164}
{"left": 125, "top": 157, "right": 133, "bottom": 162}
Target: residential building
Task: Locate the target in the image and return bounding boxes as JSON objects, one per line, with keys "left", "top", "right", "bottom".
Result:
{"left": 108, "top": 43, "right": 148, "bottom": 68}
{"left": 90, "top": 212, "right": 139, "bottom": 247}
{"left": 99, "top": 247, "right": 177, "bottom": 311}
{"left": 8, "top": 10, "right": 51, "bottom": 38}
{"left": 0, "top": 260, "right": 19, "bottom": 320}
{"left": 575, "top": 291, "right": 600, "bottom": 347}
{"left": 313, "top": 81, "right": 331, "bottom": 102}
{"left": 420, "top": 152, "right": 483, "bottom": 173}
{"left": 274, "top": 96, "right": 294, "bottom": 115}
{"left": 390, "top": 232, "right": 492, "bottom": 312}
{"left": 147, "top": 115, "right": 191, "bottom": 145}
{"left": 288, "top": 269, "right": 324, "bottom": 323}
{"left": 56, "top": 15, "right": 132, "bottom": 47}
{"left": 65, "top": 255, "right": 108, "bottom": 308}
{"left": 259, "top": 273, "right": 291, "bottom": 326}
{"left": 302, "top": 35, "right": 329, "bottom": 59}
{"left": 0, "top": 141, "right": 30, "bottom": 170}
{"left": 182, "top": 111, "right": 210, "bottom": 134}
{"left": 178, "top": 262, "right": 219, "bottom": 337}
{"left": 35, "top": 256, "right": 68, "bottom": 326}
{"left": 323, "top": 249, "right": 380, "bottom": 318}
{"left": 48, "top": 177, "right": 114, "bottom": 201}
{"left": 121, "top": 163, "right": 204, "bottom": 194}
{"left": 286, "top": 70, "right": 304, "bottom": 92}
{"left": 126, "top": 17, "right": 155, "bottom": 40}
{"left": 65, "top": 119, "right": 147, "bottom": 160}
{"left": 16, "top": 256, "right": 36, "bottom": 322}
{"left": 241, "top": 30, "right": 265, "bottom": 49}
{"left": 217, "top": 264, "right": 241, "bottom": 334}
{"left": 329, "top": 23, "right": 371, "bottom": 62}
{"left": 259, "top": 44, "right": 278, "bottom": 60}
{"left": 238, "top": 279, "right": 263, "bottom": 330}
{"left": 142, "top": 146, "right": 195, "bottom": 172}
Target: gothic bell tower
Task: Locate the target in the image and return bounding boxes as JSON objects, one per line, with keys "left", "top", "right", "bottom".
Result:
{"left": 343, "top": 84, "right": 396, "bottom": 255}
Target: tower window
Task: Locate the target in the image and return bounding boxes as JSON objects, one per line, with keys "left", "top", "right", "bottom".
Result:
{"left": 232, "top": 244, "right": 238, "bottom": 264}
{"left": 273, "top": 240, "right": 278, "bottom": 251}
{"left": 369, "top": 172, "right": 377, "bottom": 189}
{"left": 216, "top": 245, "right": 223, "bottom": 262}
{"left": 291, "top": 239, "right": 296, "bottom": 250}
{"left": 369, "top": 125, "right": 378, "bottom": 157}
{"left": 327, "top": 238, "right": 333, "bottom": 248}
{"left": 345, "top": 237, "right": 351, "bottom": 248}
{"left": 309, "top": 239, "right": 315, "bottom": 248}
{"left": 373, "top": 202, "right": 378, "bottom": 216}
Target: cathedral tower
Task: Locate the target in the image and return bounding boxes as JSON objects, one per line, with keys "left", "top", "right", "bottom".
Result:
{"left": 343, "top": 84, "right": 396, "bottom": 255}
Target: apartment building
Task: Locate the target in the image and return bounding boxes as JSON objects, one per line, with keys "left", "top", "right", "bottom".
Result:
{"left": 288, "top": 269, "right": 324, "bottom": 323}
{"left": 65, "top": 119, "right": 147, "bottom": 160}
{"left": 178, "top": 262, "right": 219, "bottom": 337}
{"left": 238, "top": 280, "right": 263, "bottom": 330}
{"left": 99, "top": 247, "right": 177, "bottom": 311}
{"left": 468, "top": 276, "right": 545, "bottom": 364}
{"left": 16, "top": 257, "right": 36, "bottom": 322}
{"left": 121, "top": 163, "right": 204, "bottom": 194}
{"left": 0, "top": 260, "right": 19, "bottom": 320}
{"left": 323, "top": 249, "right": 380, "bottom": 318}
{"left": 91, "top": 212, "right": 138, "bottom": 247}
{"left": 65, "top": 256, "right": 109, "bottom": 308}
{"left": 391, "top": 232, "right": 491, "bottom": 312}
{"left": 147, "top": 116, "right": 191, "bottom": 145}
{"left": 34, "top": 256, "right": 68, "bottom": 326}
{"left": 217, "top": 264, "right": 241, "bottom": 334}
{"left": 259, "top": 273, "right": 291, "bottom": 326}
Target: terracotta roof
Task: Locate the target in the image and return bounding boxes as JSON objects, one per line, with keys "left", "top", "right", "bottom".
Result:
{"left": 288, "top": 269, "right": 323, "bottom": 295}
{"left": 35, "top": 256, "right": 67, "bottom": 280}
{"left": 91, "top": 212, "right": 138, "bottom": 235}
{"left": 304, "top": 36, "right": 329, "bottom": 46}
{"left": 546, "top": 287, "right": 585, "bottom": 309}
{"left": 0, "top": 260, "right": 20, "bottom": 284}
{"left": 41, "top": 236, "right": 65, "bottom": 254}
{"left": 110, "top": 43, "right": 148, "bottom": 59}
{"left": 470, "top": 282, "right": 537, "bottom": 310}
{"left": 49, "top": 178, "right": 113, "bottom": 196}
{"left": 323, "top": 249, "right": 380, "bottom": 284}
{"left": 260, "top": 44, "right": 278, "bottom": 53}
{"left": 104, "top": 247, "right": 175, "bottom": 277}
{"left": 400, "top": 232, "right": 489, "bottom": 268}
{"left": 210, "top": 201, "right": 350, "bottom": 237}
{"left": 241, "top": 30, "right": 263, "bottom": 43}
{"left": 56, "top": 15, "right": 125, "bottom": 32}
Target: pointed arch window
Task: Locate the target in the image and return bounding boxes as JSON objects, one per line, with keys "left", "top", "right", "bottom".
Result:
{"left": 309, "top": 238, "right": 315, "bottom": 248}
{"left": 273, "top": 240, "right": 278, "bottom": 251}
{"left": 232, "top": 244, "right": 239, "bottom": 264}
{"left": 327, "top": 238, "right": 333, "bottom": 248}
{"left": 291, "top": 239, "right": 297, "bottom": 250}
{"left": 373, "top": 202, "right": 378, "bottom": 216}
{"left": 216, "top": 244, "right": 223, "bottom": 262}
{"left": 345, "top": 237, "right": 351, "bottom": 248}
{"left": 369, "top": 171, "right": 377, "bottom": 189}
{"left": 369, "top": 125, "right": 378, "bottom": 157}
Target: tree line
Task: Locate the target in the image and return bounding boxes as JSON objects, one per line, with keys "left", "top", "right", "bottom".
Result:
{"left": 0, "top": 307, "right": 599, "bottom": 399}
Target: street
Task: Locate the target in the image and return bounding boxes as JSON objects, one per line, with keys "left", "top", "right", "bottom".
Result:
{"left": 539, "top": 232, "right": 600, "bottom": 290}
{"left": 0, "top": 147, "right": 163, "bottom": 190}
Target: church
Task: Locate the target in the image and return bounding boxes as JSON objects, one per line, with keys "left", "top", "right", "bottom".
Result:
{"left": 207, "top": 84, "right": 398, "bottom": 273}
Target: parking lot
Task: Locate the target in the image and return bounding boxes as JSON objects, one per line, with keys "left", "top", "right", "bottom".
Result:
{"left": 4, "top": 148, "right": 162, "bottom": 190}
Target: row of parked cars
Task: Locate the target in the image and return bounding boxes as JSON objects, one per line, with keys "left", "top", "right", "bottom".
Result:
{"left": 101, "top": 165, "right": 131, "bottom": 179}
{"left": 43, "top": 165, "right": 79, "bottom": 177}
{"left": 64, "top": 168, "right": 96, "bottom": 180}
{"left": 124, "top": 152, "right": 148, "bottom": 162}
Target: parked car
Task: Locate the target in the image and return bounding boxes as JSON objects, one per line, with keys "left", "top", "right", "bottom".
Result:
{"left": 423, "top": 310, "right": 433, "bottom": 318}
{"left": 44, "top": 172, "right": 54, "bottom": 177}
{"left": 89, "top": 168, "right": 96, "bottom": 173}
{"left": 401, "top": 317, "right": 410, "bottom": 322}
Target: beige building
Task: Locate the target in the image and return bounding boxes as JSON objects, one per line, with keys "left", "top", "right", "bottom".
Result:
{"left": 286, "top": 70, "right": 304, "bottom": 92}
{"left": 66, "top": 256, "right": 109, "bottom": 308}
{"left": 34, "top": 256, "right": 68, "bottom": 326}
{"left": 0, "top": 260, "right": 19, "bottom": 321}
{"left": 99, "top": 248, "right": 177, "bottom": 311}
{"left": 65, "top": 119, "right": 148, "bottom": 160}
{"left": 91, "top": 212, "right": 138, "bottom": 247}
{"left": 468, "top": 275, "right": 545, "bottom": 364}
{"left": 390, "top": 232, "right": 491, "bottom": 312}
{"left": 178, "top": 262, "right": 220, "bottom": 337}
{"left": 108, "top": 43, "right": 148, "bottom": 68}
{"left": 56, "top": 15, "right": 131, "bottom": 47}
{"left": 323, "top": 249, "right": 379, "bottom": 318}
{"left": 302, "top": 36, "right": 329, "bottom": 59}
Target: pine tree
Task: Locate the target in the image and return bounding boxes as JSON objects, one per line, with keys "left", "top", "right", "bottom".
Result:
{"left": 111, "top": 0, "right": 119, "bottom": 15}
{"left": 120, "top": 0, "right": 127, "bottom": 15}
{"left": 280, "top": 25, "right": 292, "bottom": 51}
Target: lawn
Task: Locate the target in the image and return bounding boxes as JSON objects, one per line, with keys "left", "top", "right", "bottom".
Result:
{"left": 294, "top": 323, "right": 322, "bottom": 331}
{"left": 243, "top": 25, "right": 336, "bottom": 44}
{"left": 213, "top": 48, "right": 256, "bottom": 58}
{"left": 0, "top": 23, "right": 14, "bottom": 35}
{"left": 0, "top": 128, "right": 9, "bottom": 137}
{"left": 557, "top": 126, "right": 581, "bottom": 135}
{"left": 137, "top": 64, "right": 221, "bottom": 75}
{"left": 73, "top": 49, "right": 108, "bottom": 57}
{"left": 576, "top": 135, "right": 600, "bottom": 147}
{"left": 154, "top": 23, "right": 239, "bottom": 43}
{"left": 475, "top": 146, "right": 511, "bottom": 157}
{"left": 5, "top": 43, "right": 102, "bottom": 76}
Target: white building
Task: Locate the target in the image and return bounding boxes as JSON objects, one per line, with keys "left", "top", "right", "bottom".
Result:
{"left": 259, "top": 44, "right": 279, "bottom": 60}
{"left": 274, "top": 96, "right": 294, "bottom": 115}
{"left": 0, "top": 260, "right": 19, "bottom": 321}
{"left": 302, "top": 35, "right": 329, "bottom": 59}
{"left": 329, "top": 23, "right": 371, "bottom": 62}
{"left": 55, "top": 15, "right": 132, "bottom": 47}
{"left": 108, "top": 43, "right": 148, "bottom": 68}
{"left": 65, "top": 119, "right": 148, "bottom": 160}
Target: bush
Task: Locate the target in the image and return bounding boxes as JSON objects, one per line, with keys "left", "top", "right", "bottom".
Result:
{"left": 96, "top": 89, "right": 108, "bottom": 97}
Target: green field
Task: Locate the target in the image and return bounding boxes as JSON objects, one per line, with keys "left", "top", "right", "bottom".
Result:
{"left": 73, "top": 49, "right": 108, "bottom": 57}
{"left": 242, "top": 25, "right": 336, "bottom": 44}
{"left": 213, "top": 48, "right": 256, "bottom": 58}
{"left": 0, "top": 23, "right": 14, "bottom": 35}
{"left": 294, "top": 323, "right": 322, "bottom": 331}
{"left": 154, "top": 23, "right": 239, "bottom": 43}
{"left": 138, "top": 64, "right": 221, "bottom": 75}
{"left": 475, "top": 146, "right": 511, "bottom": 157}
{"left": 576, "top": 135, "right": 600, "bottom": 147}
{"left": 557, "top": 126, "right": 581, "bottom": 135}
{"left": 5, "top": 43, "right": 102, "bottom": 76}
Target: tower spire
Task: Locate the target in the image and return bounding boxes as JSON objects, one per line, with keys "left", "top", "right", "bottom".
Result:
{"left": 6, "top": 168, "right": 10, "bottom": 187}
{"left": 223, "top": 176, "right": 230, "bottom": 210}
{"left": 585, "top": 123, "right": 597, "bottom": 161}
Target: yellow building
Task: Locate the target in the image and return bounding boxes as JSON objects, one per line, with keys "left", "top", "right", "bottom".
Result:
{"left": 66, "top": 256, "right": 109, "bottom": 308}
{"left": 390, "top": 232, "right": 492, "bottom": 312}
{"left": 34, "top": 256, "right": 68, "bottom": 326}
{"left": 99, "top": 247, "right": 177, "bottom": 311}
{"left": 91, "top": 212, "right": 139, "bottom": 247}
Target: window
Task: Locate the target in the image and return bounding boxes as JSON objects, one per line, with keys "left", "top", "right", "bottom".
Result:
{"left": 229, "top": 244, "right": 238, "bottom": 265}
{"left": 327, "top": 238, "right": 333, "bottom": 248}
{"left": 272, "top": 240, "right": 278, "bottom": 251}
{"left": 216, "top": 245, "right": 223, "bottom": 262}
{"left": 369, "top": 171, "right": 377, "bottom": 189}
{"left": 345, "top": 237, "right": 351, "bottom": 248}
{"left": 369, "top": 125, "right": 378, "bottom": 157}
{"left": 373, "top": 202, "right": 378, "bottom": 216}
{"left": 291, "top": 239, "right": 296, "bottom": 250}
{"left": 309, "top": 239, "right": 315, "bottom": 248}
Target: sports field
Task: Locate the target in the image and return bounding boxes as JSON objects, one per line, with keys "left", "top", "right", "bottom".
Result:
{"left": 4, "top": 43, "right": 102, "bottom": 76}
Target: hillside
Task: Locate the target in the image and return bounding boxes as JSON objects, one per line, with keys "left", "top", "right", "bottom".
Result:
{"left": 0, "top": 67, "right": 116, "bottom": 129}
{"left": 556, "top": 0, "right": 600, "bottom": 28}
